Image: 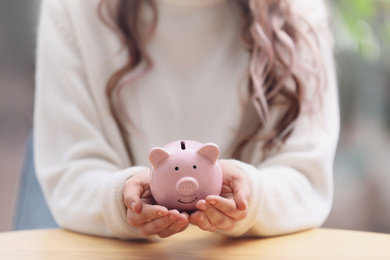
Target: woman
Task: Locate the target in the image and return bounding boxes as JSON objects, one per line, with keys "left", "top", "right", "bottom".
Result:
{"left": 34, "top": 0, "right": 339, "bottom": 239}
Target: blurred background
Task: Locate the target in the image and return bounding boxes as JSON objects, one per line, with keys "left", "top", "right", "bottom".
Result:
{"left": 0, "top": 0, "right": 39, "bottom": 231}
{"left": 0, "top": 0, "right": 389, "bottom": 233}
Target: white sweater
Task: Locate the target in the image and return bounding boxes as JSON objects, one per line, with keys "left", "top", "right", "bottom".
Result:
{"left": 34, "top": 0, "right": 339, "bottom": 239}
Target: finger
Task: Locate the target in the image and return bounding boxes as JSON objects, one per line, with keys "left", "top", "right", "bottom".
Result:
{"left": 127, "top": 203, "right": 168, "bottom": 227}
{"left": 206, "top": 195, "right": 247, "bottom": 220}
{"left": 189, "top": 211, "right": 217, "bottom": 232}
{"left": 178, "top": 212, "right": 190, "bottom": 232}
{"left": 196, "top": 201, "right": 235, "bottom": 231}
{"left": 157, "top": 213, "right": 189, "bottom": 238}
{"left": 138, "top": 210, "right": 182, "bottom": 236}
{"left": 178, "top": 211, "right": 190, "bottom": 233}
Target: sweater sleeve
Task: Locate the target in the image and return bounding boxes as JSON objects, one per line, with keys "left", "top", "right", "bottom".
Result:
{"left": 218, "top": 2, "right": 339, "bottom": 237}
{"left": 34, "top": 0, "right": 146, "bottom": 239}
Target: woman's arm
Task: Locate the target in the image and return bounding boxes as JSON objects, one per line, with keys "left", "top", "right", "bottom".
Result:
{"left": 34, "top": 0, "right": 152, "bottom": 239}
{"left": 190, "top": 0, "right": 339, "bottom": 237}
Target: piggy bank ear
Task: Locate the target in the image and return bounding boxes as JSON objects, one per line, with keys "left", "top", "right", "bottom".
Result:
{"left": 148, "top": 148, "right": 170, "bottom": 169}
{"left": 197, "top": 143, "right": 220, "bottom": 163}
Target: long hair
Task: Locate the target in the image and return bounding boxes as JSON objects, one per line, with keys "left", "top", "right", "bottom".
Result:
{"left": 97, "top": 0, "right": 326, "bottom": 160}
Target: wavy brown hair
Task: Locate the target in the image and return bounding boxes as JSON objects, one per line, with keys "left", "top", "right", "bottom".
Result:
{"left": 97, "top": 0, "right": 327, "bottom": 161}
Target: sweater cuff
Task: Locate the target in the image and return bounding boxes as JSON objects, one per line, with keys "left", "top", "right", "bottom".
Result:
{"left": 102, "top": 166, "right": 148, "bottom": 239}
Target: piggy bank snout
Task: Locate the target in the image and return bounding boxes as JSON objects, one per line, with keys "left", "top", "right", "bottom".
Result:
{"left": 176, "top": 177, "right": 199, "bottom": 196}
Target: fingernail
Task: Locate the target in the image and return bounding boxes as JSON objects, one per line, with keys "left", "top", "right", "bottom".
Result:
{"left": 199, "top": 215, "right": 204, "bottom": 222}
{"left": 199, "top": 204, "right": 207, "bottom": 211}
{"left": 208, "top": 199, "right": 216, "bottom": 205}
{"left": 157, "top": 211, "right": 164, "bottom": 216}
{"left": 169, "top": 214, "right": 176, "bottom": 220}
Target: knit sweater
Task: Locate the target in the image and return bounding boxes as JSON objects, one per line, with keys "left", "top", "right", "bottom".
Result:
{"left": 34, "top": 0, "right": 339, "bottom": 239}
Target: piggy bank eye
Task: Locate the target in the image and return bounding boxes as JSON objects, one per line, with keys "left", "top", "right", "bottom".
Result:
{"left": 193, "top": 165, "right": 197, "bottom": 169}
{"left": 175, "top": 166, "right": 179, "bottom": 171}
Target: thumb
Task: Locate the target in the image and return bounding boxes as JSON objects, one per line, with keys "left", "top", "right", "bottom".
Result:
{"left": 232, "top": 174, "right": 250, "bottom": 211}
{"left": 235, "top": 189, "right": 249, "bottom": 211}
{"left": 220, "top": 160, "right": 250, "bottom": 211}
{"left": 123, "top": 169, "right": 150, "bottom": 214}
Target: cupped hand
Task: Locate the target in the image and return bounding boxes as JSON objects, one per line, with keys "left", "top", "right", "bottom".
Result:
{"left": 189, "top": 160, "right": 250, "bottom": 232}
{"left": 123, "top": 168, "right": 189, "bottom": 238}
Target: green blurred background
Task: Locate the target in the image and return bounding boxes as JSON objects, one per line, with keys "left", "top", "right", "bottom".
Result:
{"left": 324, "top": 0, "right": 390, "bottom": 232}
{"left": 0, "top": 0, "right": 389, "bottom": 233}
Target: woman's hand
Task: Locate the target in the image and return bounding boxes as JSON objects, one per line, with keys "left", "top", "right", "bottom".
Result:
{"left": 123, "top": 168, "right": 189, "bottom": 238}
{"left": 189, "top": 160, "right": 250, "bottom": 232}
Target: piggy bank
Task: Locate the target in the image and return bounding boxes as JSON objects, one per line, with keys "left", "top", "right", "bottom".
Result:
{"left": 148, "top": 140, "right": 223, "bottom": 212}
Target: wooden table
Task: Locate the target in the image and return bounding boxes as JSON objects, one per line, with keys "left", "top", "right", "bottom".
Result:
{"left": 0, "top": 226, "right": 389, "bottom": 259}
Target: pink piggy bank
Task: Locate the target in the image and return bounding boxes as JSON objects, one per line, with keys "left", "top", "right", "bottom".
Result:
{"left": 149, "top": 140, "right": 223, "bottom": 212}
